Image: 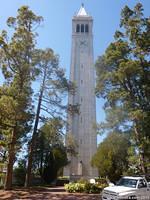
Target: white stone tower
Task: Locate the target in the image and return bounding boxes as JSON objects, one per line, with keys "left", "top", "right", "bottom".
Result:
{"left": 65, "top": 4, "right": 97, "bottom": 179}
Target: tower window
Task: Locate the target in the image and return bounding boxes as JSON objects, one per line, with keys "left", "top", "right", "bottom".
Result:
{"left": 85, "top": 24, "right": 89, "bottom": 33}
{"left": 81, "top": 80, "right": 83, "bottom": 84}
{"left": 76, "top": 24, "right": 80, "bottom": 33}
{"left": 81, "top": 24, "right": 84, "bottom": 33}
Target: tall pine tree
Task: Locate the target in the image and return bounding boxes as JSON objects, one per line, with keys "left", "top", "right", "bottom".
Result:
{"left": 0, "top": 6, "right": 42, "bottom": 190}
{"left": 25, "top": 48, "right": 74, "bottom": 186}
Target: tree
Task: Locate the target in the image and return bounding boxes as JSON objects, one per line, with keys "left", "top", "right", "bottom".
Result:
{"left": 31, "top": 118, "right": 68, "bottom": 183}
{"left": 42, "top": 145, "right": 68, "bottom": 183}
{"left": 25, "top": 48, "right": 74, "bottom": 186}
{"left": 13, "top": 159, "right": 26, "bottom": 186}
{"left": 0, "top": 6, "right": 42, "bottom": 190}
{"left": 92, "top": 133, "right": 130, "bottom": 182}
{"left": 95, "top": 3, "right": 150, "bottom": 173}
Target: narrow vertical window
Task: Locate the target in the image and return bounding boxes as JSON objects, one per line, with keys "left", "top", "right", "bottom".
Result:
{"left": 85, "top": 24, "right": 89, "bottom": 33}
{"left": 76, "top": 24, "right": 80, "bottom": 33}
{"left": 81, "top": 80, "right": 83, "bottom": 84}
{"left": 81, "top": 24, "right": 84, "bottom": 33}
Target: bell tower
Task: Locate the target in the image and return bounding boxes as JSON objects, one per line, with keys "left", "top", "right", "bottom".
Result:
{"left": 65, "top": 4, "right": 97, "bottom": 179}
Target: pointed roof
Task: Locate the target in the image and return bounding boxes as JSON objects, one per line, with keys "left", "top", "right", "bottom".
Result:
{"left": 76, "top": 3, "right": 89, "bottom": 17}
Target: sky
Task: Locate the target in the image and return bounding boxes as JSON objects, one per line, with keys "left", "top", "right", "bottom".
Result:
{"left": 0, "top": 0, "right": 149, "bottom": 143}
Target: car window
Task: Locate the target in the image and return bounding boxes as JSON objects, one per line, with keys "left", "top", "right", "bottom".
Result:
{"left": 138, "top": 179, "right": 147, "bottom": 188}
{"left": 117, "top": 178, "right": 137, "bottom": 188}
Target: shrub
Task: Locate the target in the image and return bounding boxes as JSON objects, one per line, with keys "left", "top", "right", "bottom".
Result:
{"left": 78, "top": 178, "right": 88, "bottom": 184}
{"left": 84, "top": 182, "right": 102, "bottom": 194}
{"left": 64, "top": 182, "right": 105, "bottom": 194}
{"left": 95, "top": 177, "right": 108, "bottom": 184}
{"left": 97, "top": 182, "right": 108, "bottom": 189}
{"left": 64, "top": 183, "right": 85, "bottom": 193}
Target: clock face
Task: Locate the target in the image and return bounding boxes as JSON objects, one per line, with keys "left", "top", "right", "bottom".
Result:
{"left": 79, "top": 40, "right": 87, "bottom": 47}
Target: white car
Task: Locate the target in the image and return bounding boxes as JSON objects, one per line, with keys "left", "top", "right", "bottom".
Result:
{"left": 102, "top": 176, "right": 150, "bottom": 200}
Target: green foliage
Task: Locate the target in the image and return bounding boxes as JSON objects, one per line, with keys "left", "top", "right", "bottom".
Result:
{"left": 65, "top": 182, "right": 85, "bottom": 193}
{"left": 13, "top": 160, "right": 26, "bottom": 186}
{"left": 31, "top": 48, "right": 75, "bottom": 119}
{"left": 84, "top": 183, "right": 101, "bottom": 194}
{"left": 95, "top": 3, "right": 150, "bottom": 173}
{"left": 0, "top": 5, "right": 74, "bottom": 189}
{"left": 64, "top": 182, "right": 104, "bottom": 194}
{"left": 32, "top": 118, "right": 68, "bottom": 184}
{"left": 77, "top": 178, "right": 88, "bottom": 184}
{"left": 41, "top": 145, "right": 68, "bottom": 184}
{"left": 95, "top": 177, "right": 108, "bottom": 185}
{"left": 40, "top": 118, "right": 64, "bottom": 145}
{"left": 25, "top": 47, "right": 75, "bottom": 186}
{"left": 0, "top": 5, "right": 43, "bottom": 189}
{"left": 0, "top": 162, "right": 6, "bottom": 186}
{"left": 92, "top": 132, "right": 130, "bottom": 182}
{"left": 0, "top": 5, "right": 42, "bottom": 135}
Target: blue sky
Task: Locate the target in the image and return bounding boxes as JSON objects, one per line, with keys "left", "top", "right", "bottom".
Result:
{"left": 0, "top": 0, "right": 149, "bottom": 143}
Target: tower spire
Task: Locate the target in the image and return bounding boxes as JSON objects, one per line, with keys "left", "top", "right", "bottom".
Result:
{"left": 76, "top": 4, "right": 88, "bottom": 16}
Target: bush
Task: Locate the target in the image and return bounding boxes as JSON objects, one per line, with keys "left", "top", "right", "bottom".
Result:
{"left": 95, "top": 177, "right": 108, "bottom": 184}
{"left": 65, "top": 183, "right": 85, "bottom": 193}
{"left": 84, "top": 183, "right": 100, "bottom": 193}
{"left": 77, "top": 178, "right": 88, "bottom": 184}
{"left": 97, "top": 182, "right": 108, "bottom": 189}
{"left": 64, "top": 182, "right": 105, "bottom": 194}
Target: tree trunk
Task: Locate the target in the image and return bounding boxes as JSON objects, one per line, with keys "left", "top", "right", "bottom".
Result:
{"left": 134, "top": 125, "right": 146, "bottom": 174}
{"left": 25, "top": 71, "right": 46, "bottom": 187}
{"left": 25, "top": 138, "right": 35, "bottom": 187}
{"left": 25, "top": 94, "right": 42, "bottom": 187}
{"left": 4, "top": 128, "right": 16, "bottom": 190}
{"left": 40, "top": 149, "right": 44, "bottom": 176}
{"left": 139, "top": 151, "right": 146, "bottom": 174}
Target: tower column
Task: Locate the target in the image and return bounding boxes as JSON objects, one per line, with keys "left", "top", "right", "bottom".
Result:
{"left": 65, "top": 4, "right": 98, "bottom": 179}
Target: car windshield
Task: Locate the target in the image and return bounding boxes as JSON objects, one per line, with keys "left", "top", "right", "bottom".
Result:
{"left": 116, "top": 178, "right": 137, "bottom": 188}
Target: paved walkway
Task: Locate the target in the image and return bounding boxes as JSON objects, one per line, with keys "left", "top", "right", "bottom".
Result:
{"left": 0, "top": 186, "right": 101, "bottom": 200}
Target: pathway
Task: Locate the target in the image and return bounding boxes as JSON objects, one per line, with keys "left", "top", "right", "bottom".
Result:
{"left": 0, "top": 186, "right": 101, "bottom": 200}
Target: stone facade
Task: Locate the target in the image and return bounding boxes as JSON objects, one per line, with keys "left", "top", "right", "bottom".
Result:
{"left": 64, "top": 5, "right": 97, "bottom": 179}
